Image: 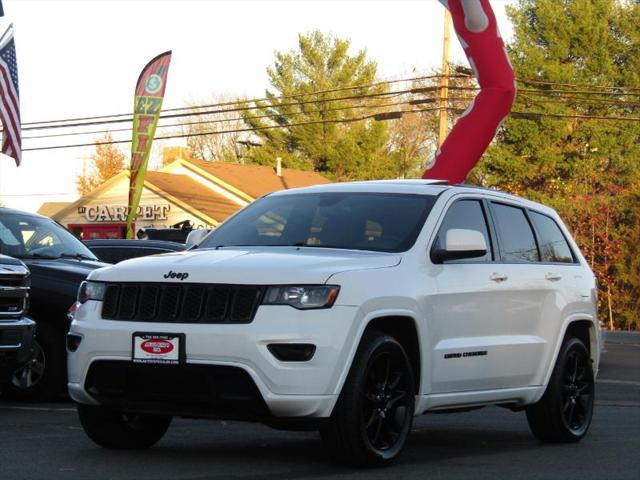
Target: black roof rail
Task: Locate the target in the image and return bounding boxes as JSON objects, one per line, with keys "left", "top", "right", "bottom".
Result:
{"left": 453, "top": 183, "right": 508, "bottom": 194}
{"left": 425, "top": 180, "right": 449, "bottom": 186}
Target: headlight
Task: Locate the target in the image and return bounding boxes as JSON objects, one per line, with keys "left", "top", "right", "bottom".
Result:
{"left": 78, "top": 281, "right": 106, "bottom": 304}
{"left": 263, "top": 285, "right": 340, "bottom": 310}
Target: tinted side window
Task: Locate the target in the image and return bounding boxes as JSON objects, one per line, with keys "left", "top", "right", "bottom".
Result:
{"left": 434, "top": 200, "right": 492, "bottom": 263}
{"left": 530, "top": 212, "right": 575, "bottom": 263}
{"left": 491, "top": 203, "right": 539, "bottom": 263}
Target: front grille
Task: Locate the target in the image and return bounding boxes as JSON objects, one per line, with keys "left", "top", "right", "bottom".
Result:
{"left": 101, "top": 283, "right": 264, "bottom": 324}
{"left": 0, "top": 273, "right": 27, "bottom": 287}
{"left": 0, "top": 287, "right": 27, "bottom": 318}
{"left": 85, "top": 360, "right": 269, "bottom": 419}
{"left": 0, "top": 296, "right": 25, "bottom": 316}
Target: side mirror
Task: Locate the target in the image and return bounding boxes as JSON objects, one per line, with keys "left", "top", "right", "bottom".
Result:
{"left": 431, "top": 228, "right": 488, "bottom": 263}
{"left": 185, "top": 229, "right": 210, "bottom": 249}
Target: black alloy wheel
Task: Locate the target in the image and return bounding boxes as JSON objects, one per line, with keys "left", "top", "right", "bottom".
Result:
{"left": 362, "top": 348, "right": 413, "bottom": 453}
{"left": 560, "top": 346, "right": 594, "bottom": 436}
{"left": 11, "top": 339, "right": 46, "bottom": 391}
{"left": 526, "top": 336, "right": 595, "bottom": 442}
{"left": 6, "top": 322, "right": 66, "bottom": 401}
{"left": 321, "top": 331, "right": 415, "bottom": 467}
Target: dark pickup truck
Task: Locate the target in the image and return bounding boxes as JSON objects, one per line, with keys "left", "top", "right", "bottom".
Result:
{"left": 0, "top": 208, "right": 107, "bottom": 400}
{"left": 0, "top": 255, "right": 35, "bottom": 390}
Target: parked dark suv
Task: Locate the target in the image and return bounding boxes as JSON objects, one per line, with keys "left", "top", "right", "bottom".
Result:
{"left": 0, "top": 254, "right": 35, "bottom": 390}
{"left": 0, "top": 208, "right": 107, "bottom": 400}
{"left": 83, "top": 239, "right": 185, "bottom": 264}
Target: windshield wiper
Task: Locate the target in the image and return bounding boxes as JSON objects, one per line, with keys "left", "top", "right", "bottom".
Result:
{"left": 59, "top": 253, "right": 96, "bottom": 261}
{"left": 19, "top": 252, "right": 58, "bottom": 259}
{"left": 288, "top": 243, "right": 344, "bottom": 248}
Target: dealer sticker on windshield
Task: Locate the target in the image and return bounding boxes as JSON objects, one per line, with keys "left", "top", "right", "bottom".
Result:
{"left": 132, "top": 333, "right": 184, "bottom": 365}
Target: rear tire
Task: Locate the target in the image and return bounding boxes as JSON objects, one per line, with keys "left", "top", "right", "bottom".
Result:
{"left": 526, "top": 336, "right": 594, "bottom": 442}
{"left": 321, "top": 331, "right": 415, "bottom": 467}
{"left": 77, "top": 404, "right": 172, "bottom": 449}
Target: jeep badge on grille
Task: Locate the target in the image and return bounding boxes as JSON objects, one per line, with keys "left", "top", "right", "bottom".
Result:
{"left": 163, "top": 271, "right": 189, "bottom": 281}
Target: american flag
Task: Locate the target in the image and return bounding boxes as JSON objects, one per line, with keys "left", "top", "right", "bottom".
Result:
{"left": 0, "top": 26, "right": 20, "bottom": 166}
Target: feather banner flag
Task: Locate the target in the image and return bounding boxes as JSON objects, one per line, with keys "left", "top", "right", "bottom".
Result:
{"left": 126, "top": 51, "right": 172, "bottom": 239}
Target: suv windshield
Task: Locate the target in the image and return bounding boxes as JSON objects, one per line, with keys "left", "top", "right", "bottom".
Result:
{"left": 0, "top": 212, "right": 98, "bottom": 260}
{"left": 199, "top": 192, "right": 437, "bottom": 253}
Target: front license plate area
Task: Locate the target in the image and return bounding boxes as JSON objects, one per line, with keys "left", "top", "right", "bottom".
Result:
{"left": 132, "top": 332, "right": 185, "bottom": 365}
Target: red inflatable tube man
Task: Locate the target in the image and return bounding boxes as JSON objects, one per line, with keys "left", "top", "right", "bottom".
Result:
{"left": 423, "top": 0, "right": 516, "bottom": 184}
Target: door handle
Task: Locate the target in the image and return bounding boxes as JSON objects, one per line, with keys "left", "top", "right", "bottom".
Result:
{"left": 490, "top": 272, "right": 508, "bottom": 282}
{"left": 545, "top": 273, "right": 562, "bottom": 282}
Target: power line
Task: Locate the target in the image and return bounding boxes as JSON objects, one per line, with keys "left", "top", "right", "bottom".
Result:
{"left": 22, "top": 74, "right": 449, "bottom": 128}
{"left": 518, "top": 93, "right": 640, "bottom": 108}
{"left": 22, "top": 105, "right": 640, "bottom": 153}
{"left": 8, "top": 73, "right": 640, "bottom": 148}
{"left": 20, "top": 91, "right": 640, "bottom": 142}
{"left": 19, "top": 89, "right": 640, "bottom": 142}
{"left": 22, "top": 109, "right": 415, "bottom": 152}
{"left": 510, "top": 110, "right": 640, "bottom": 122}
{"left": 22, "top": 96, "right": 442, "bottom": 141}
{"left": 19, "top": 86, "right": 420, "bottom": 132}
{"left": 517, "top": 78, "right": 640, "bottom": 93}
{"left": 16, "top": 75, "right": 640, "bottom": 131}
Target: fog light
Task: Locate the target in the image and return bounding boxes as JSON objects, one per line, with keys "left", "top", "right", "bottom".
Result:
{"left": 67, "top": 334, "right": 82, "bottom": 352}
{"left": 267, "top": 343, "right": 316, "bottom": 362}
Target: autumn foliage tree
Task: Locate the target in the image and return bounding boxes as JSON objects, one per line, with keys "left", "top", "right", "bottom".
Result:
{"left": 476, "top": 0, "right": 640, "bottom": 329}
{"left": 76, "top": 133, "right": 126, "bottom": 195}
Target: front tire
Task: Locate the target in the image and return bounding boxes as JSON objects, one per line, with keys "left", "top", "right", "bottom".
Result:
{"left": 321, "top": 331, "right": 415, "bottom": 467}
{"left": 77, "top": 404, "right": 172, "bottom": 449}
{"left": 7, "top": 322, "right": 65, "bottom": 402}
{"left": 526, "top": 336, "right": 595, "bottom": 442}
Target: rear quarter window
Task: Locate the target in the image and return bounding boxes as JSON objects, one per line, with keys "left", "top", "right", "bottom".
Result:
{"left": 529, "top": 212, "right": 576, "bottom": 264}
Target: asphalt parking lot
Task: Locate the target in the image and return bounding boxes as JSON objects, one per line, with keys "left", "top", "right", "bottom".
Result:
{"left": 1, "top": 332, "right": 638, "bottom": 480}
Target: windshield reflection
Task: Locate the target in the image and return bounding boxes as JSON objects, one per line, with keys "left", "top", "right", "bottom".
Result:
{"left": 0, "top": 212, "right": 98, "bottom": 261}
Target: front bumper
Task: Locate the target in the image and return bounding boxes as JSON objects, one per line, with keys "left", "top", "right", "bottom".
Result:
{"left": 0, "top": 317, "right": 36, "bottom": 379}
{"left": 68, "top": 301, "right": 360, "bottom": 418}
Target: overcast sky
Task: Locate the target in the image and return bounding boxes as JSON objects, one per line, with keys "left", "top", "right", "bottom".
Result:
{"left": 0, "top": 0, "right": 516, "bottom": 212}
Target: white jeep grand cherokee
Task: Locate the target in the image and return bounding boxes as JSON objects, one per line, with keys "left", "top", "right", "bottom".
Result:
{"left": 68, "top": 180, "right": 600, "bottom": 467}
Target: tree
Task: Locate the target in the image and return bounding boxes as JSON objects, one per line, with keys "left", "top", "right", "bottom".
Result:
{"left": 475, "top": 0, "right": 640, "bottom": 329}
{"left": 180, "top": 94, "right": 247, "bottom": 163}
{"left": 242, "top": 30, "right": 392, "bottom": 179}
{"left": 76, "top": 133, "right": 126, "bottom": 195}
{"left": 387, "top": 69, "right": 479, "bottom": 179}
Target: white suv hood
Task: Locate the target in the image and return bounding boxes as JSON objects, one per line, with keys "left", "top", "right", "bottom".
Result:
{"left": 89, "top": 247, "right": 401, "bottom": 285}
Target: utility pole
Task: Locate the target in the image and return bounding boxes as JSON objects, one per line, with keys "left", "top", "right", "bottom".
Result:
{"left": 438, "top": 9, "right": 452, "bottom": 147}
